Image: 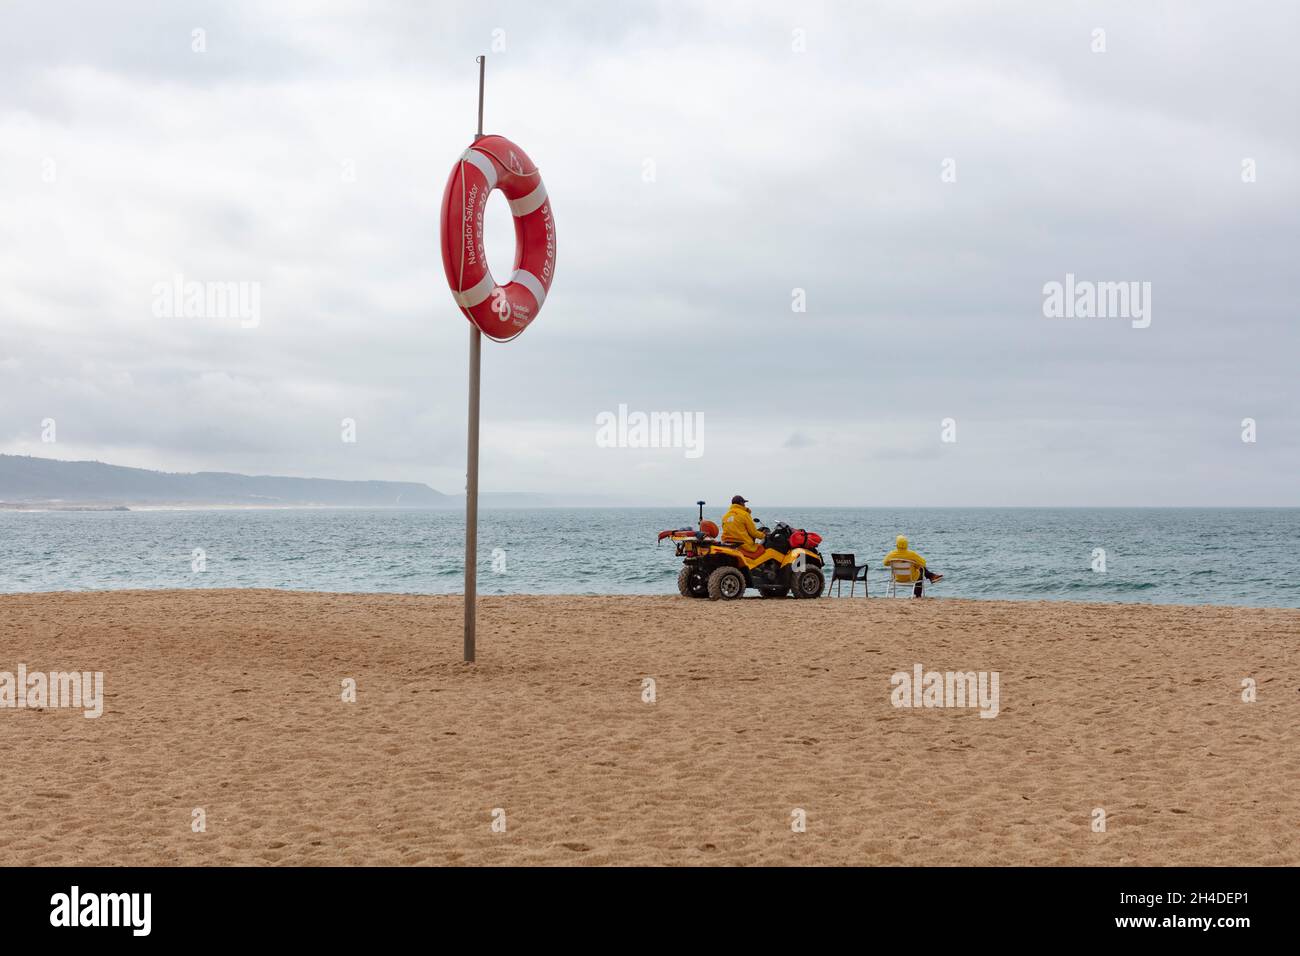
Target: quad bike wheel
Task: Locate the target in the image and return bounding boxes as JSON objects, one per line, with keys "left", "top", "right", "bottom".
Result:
{"left": 707, "top": 566, "right": 746, "bottom": 601}
{"left": 677, "top": 566, "right": 709, "bottom": 598}
{"left": 791, "top": 567, "right": 825, "bottom": 599}
{"left": 759, "top": 586, "right": 789, "bottom": 599}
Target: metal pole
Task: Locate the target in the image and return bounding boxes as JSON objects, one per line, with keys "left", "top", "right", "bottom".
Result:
{"left": 464, "top": 325, "right": 481, "bottom": 663}
{"left": 475, "top": 55, "right": 485, "bottom": 140}
{"left": 464, "top": 55, "right": 485, "bottom": 663}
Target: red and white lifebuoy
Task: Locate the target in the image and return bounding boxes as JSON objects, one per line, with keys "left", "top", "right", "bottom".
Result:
{"left": 440, "top": 134, "right": 555, "bottom": 342}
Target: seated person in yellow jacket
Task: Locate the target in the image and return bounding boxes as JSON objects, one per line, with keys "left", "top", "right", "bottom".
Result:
{"left": 883, "top": 535, "right": 944, "bottom": 597}
{"left": 721, "top": 495, "right": 764, "bottom": 551}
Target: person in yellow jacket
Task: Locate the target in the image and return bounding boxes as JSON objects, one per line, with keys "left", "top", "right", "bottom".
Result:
{"left": 883, "top": 535, "right": 944, "bottom": 597}
{"left": 720, "top": 495, "right": 764, "bottom": 551}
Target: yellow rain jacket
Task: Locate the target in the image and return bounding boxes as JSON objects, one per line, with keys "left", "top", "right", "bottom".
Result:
{"left": 721, "top": 503, "right": 762, "bottom": 549}
{"left": 882, "top": 535, "right": 927, "bottom": 581}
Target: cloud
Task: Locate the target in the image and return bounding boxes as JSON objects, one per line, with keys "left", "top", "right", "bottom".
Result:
{"left": 0, "top": 0, "right": 1296, "bottom": 504}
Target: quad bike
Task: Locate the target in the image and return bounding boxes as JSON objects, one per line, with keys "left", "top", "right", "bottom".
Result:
{"left": 657, "top": 501, "right": 826, "bottom": 600}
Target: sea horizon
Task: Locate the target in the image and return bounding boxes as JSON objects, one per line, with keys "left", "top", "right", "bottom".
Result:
{"left": 4, "top": 505, "right": 1297, "bottom": 608}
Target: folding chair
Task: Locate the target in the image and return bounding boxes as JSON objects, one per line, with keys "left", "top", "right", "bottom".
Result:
{"left": 829, "top": 553, "right": 868, "bottom": 596}
{"left": 886, "top": 560, "right": 925, "bottom": 598}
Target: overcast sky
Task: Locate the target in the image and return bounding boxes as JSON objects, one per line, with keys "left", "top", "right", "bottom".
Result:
{"left": 1, "top": 0, "right": 1296, "bottom": 506}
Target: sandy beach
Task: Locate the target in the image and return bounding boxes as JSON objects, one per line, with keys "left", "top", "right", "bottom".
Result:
{"left": 1, "top": 590, "right": 1295, "bottom": 866}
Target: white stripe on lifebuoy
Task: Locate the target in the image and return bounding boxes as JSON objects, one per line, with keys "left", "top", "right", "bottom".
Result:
{"left": 508, "top": 182, "right": 548, "bottom": 217}
{"left": 510, "top": 269, "right": 547, "bottom": 308}
{"left": 453, "top": 271, "right": 497, "bottom": 308}
{"left": 461, "top": 149, "right": 498, "bottom": 190}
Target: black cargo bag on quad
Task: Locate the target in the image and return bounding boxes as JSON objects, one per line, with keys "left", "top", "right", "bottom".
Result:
{"left": 765, "top": 522, "right": 792, "bottom": 553}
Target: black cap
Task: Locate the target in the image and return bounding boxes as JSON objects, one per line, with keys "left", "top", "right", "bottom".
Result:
{"left": 731, "top": 495, "right": 748, "bottom": 505}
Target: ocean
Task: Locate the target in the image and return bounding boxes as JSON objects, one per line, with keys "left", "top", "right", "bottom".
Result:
{"left": 1, "top": 507, "right": 1297, "bottom": 607}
